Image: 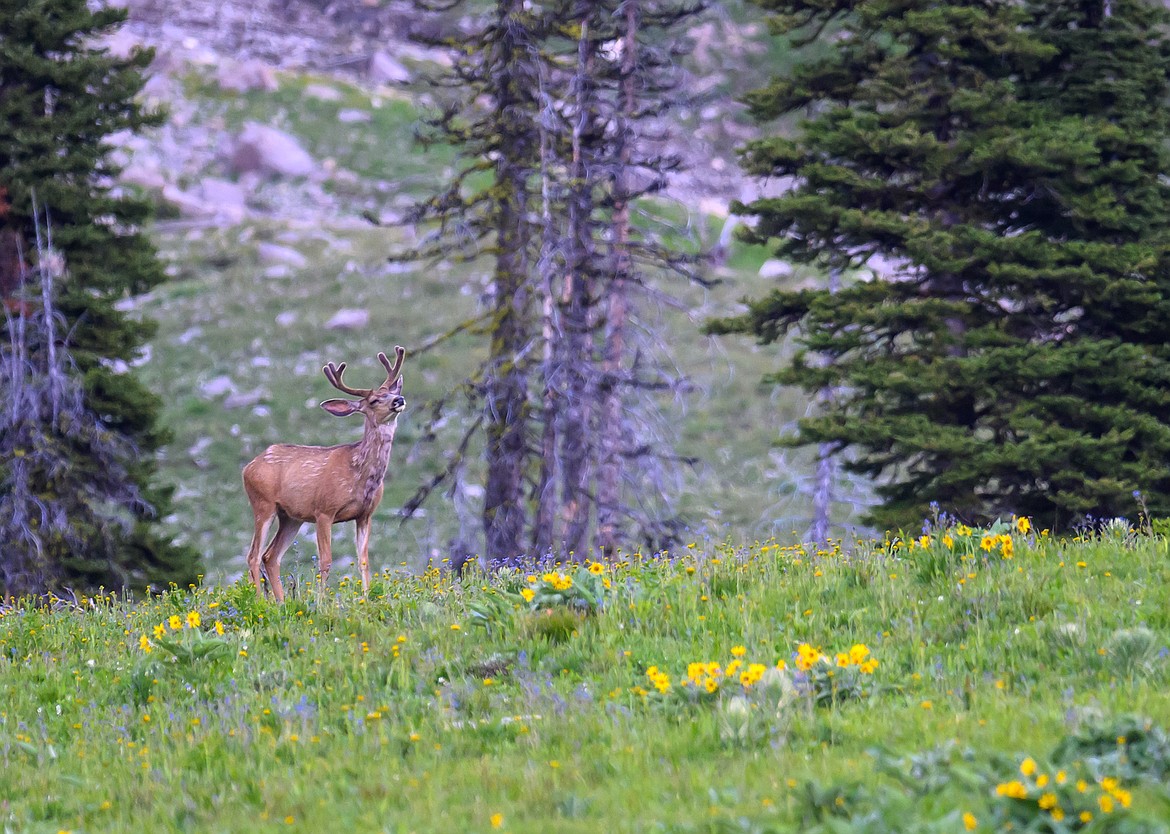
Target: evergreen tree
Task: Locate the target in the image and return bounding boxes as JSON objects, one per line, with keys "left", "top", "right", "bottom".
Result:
{"left": 0, "top": 0, "right": 200, "bottom": 593}
{"left": 709, "top": 0, "right": 1170, "bottom": 530}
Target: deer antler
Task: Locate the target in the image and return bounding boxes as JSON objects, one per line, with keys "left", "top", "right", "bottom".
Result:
{"left": 378, "top": 346, "right": 406, "bottom": 389}
{"left": 323, "top": 361, "right": 371, "bottom": 398}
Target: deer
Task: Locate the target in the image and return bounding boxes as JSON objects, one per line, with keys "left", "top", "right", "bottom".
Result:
{"left": 243, "top": 346, "right": 406, "bottom": 601}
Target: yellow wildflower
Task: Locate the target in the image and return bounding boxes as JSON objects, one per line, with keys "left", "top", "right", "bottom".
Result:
{"left": 995, "top": 780, "right": 1028, "bottom": 800}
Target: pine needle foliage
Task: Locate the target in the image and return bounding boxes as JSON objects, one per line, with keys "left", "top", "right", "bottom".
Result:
{"left": 0, "top": 0, "right": 200, "bottom": 593}
{"left": 709, "top": 0, "right": 1170, "bottom": 530}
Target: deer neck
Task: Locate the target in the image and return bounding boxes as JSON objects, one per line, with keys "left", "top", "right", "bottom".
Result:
{"left": 351, "top": 420, "right": 398, "bottom": 498}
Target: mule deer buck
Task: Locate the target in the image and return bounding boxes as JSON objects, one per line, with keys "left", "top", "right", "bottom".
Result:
{"left": 243, "top": 347, "right": 406, "bottom": 601}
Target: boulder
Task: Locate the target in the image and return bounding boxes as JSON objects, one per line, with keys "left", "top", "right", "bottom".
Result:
{"left": 304, "top": 83, "right": 343, "bottom": 102}
{"left": 229, "top": 122, "right": 315, "bottom": 178}
{"left": 257, "top": 242, "right": 307, "bottom": 269}
{"left": 368, "top": 51, "right": 411, "bottom": 84}
{"left": 161, "top": 184, "right": 214, "bottom": 218}
{"left": 758, "top": 259, "right": 794, "bottom": 280}
{"left": 199, "top": 178, "right": 248, "bottom": 223}
{"left": 224, "top": 388, "right": 266, "bottom": 410}
{"left": 325, "top": 309, "right": 370, "bottom": 331}
{"left": 337, "top": 108, "right": 371, "bottom": 124}
{"left": 121, "top": 164, "right": 167, "bottom": 192}
{"left": 199, "top": 375, "right": 235, "bottom": 398}
{"left": 215, "top": 59, "right": 278, "bottom": 94}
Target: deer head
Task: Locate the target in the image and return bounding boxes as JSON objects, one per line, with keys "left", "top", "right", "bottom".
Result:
{"left": 321, "top": 346, "right": 406, "bottom": 424}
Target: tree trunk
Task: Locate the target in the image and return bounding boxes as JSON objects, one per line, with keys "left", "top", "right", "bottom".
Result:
{"left": 533, "top": 64, "right": 560, "bottom": 557}
{"left": 482, "top": 0, "right": 535, "bottom": 564}
{"left": 595, "top": 0, "right": 638, "bottom": 558}
{"left": 558, "top": 14, "right": 597, "bottom": 560}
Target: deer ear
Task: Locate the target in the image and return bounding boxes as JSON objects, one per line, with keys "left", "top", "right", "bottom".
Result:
{"left": 321, "top": 398, "right": 361, "bottom": 417}
{"left": 387, "top": 375, "right": 403, "bottom": 395}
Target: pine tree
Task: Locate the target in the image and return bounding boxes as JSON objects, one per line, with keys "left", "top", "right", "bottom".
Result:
{"left": 709, "top": 0, "right": 1170, "bottom": 530}
{"left": 0, "top": 0, "right": 200, "bottom": 593}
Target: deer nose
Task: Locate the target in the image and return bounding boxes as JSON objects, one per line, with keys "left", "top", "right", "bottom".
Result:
{"left": 392, "top": 396, "right": 406, "bottom": 411}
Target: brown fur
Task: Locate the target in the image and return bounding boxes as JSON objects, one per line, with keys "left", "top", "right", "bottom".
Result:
{"left": 243, "top": 347, "right": 406, "bottom": 601}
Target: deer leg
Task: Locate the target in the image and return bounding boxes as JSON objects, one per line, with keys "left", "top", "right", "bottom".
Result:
{"left": 246, "top": 504, "right": 276, "bottom": 595}
{"left": 314, "top": 514, "right": 335, "bottom": 593}
{"left": 355, "top": 516, "right": 372, "bottom": 595}
{"left": 260, "top": 512, "right": 300, "bottom": 603}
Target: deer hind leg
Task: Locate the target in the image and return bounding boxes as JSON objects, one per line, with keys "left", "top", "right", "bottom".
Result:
{"left": 314, "top": 514, "right": 335, "bottom": 594}
{"left": 355, "top": 516, "right": 372, "bottom": 595}
{"left": 246, "top": 503, "right": 276, "bottom": 595}
{"left": 261, "top": 512, "right": 301, "bottom": 603}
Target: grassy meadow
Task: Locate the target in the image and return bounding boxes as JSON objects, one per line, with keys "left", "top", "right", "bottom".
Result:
{"left": 4, "top": 522, "right": 1170, "bottom": 832}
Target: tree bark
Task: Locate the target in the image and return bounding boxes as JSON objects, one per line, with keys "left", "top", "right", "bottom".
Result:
{"left": 595, "top": 0, "right": 638, "bottom": 558}
{"left": 482, "top": 0, "right": 535, "bottom": 564}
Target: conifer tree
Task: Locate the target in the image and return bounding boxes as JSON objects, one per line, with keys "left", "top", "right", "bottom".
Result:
{"left": 0, "top": 0, "right": 200, "bottom": 592}
{"left": 709, "top": 0, "right": 1170, "bottom": 530}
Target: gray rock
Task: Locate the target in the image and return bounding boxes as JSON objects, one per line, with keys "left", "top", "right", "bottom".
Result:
{"left": 229, "top": 122, "right": 315, "bottom": 178}
{"left": 304, "top": 83, "right": 343, "bottom": 101}
{"left": 758, "top": 259, "right": 794, "bottom": 280}
{"left": 198, "top": 178, "right": 248, "bottom": 223}
{"left": 224, "top": 388, "right": 266, "bottom": 410}
{"left": 120, "top": 164, "right": 167, "bottom": 192}
{"left": 216, "top": 59, "right": 278, "bottom": 93}
{"left": 337, "top": 108, "right": 371, "bottom": 124}
{"left": 275, "top": 311, "right": 298, "bottom": 327}
{"left": 368, "top": 51, "right": 411, "bottom": 84}
{"left": 257, "top": 242, "right": 307, "bottom": 268}
{"left": 325, "top": 309, "right": 370, "bottom": 331}
{"left": 177, "top": 326, "right": 203, "bottom": 345}
{"left": 161, "top": 184, "right": 214, "bottom": 218}
{"left": 200, "top": 375, "right": 235, "bottom": 398}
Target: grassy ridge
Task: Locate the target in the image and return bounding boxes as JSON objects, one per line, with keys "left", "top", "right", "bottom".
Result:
{"left": 3, "top": 526, "right": 1170, "bottom": 832}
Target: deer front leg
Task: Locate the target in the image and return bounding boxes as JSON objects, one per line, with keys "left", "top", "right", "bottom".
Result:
{"left": 315, "top": 513, "right": 335, "bottom": 594}
{"left": 246, "top": 508, "right": 276, "bottom": 595}
{"left": 355, "top": 515, "right": 372, "bottom": 595}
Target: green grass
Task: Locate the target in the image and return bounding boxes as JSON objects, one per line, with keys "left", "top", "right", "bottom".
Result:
{"left": 4, "top": 527, "right": 1170, "bottom": 832}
